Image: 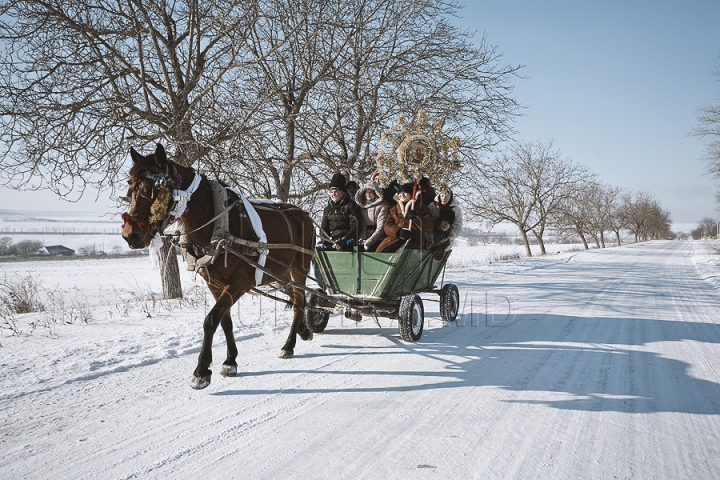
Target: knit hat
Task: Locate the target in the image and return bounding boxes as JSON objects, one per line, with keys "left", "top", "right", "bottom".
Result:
{"left": 346, "top": 180, "right": 358, "bottom": 191}
{"left": 329, "top": 173, "right": 347, "bottom": 190}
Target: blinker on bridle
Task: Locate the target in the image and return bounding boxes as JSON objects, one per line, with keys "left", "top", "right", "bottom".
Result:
{"left": 122, "top": 167, "right": 202, "bottom": 235}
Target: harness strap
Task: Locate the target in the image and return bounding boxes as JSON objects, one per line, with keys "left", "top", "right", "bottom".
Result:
{"left": 225, "top": 235, "right": 315, "bottom": 257}
{"left": 169, "top": 173, "right": 202, "bottom": 217}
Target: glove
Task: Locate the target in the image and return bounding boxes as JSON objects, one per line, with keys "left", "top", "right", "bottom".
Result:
{"left": 397, "top": 228, "right": 412, "bottom": 240}
{"left": 357, "top": 239, "right": 365, "bottom": 246}
{"left": 362, "top": 243, "right": 370, "bottom": 251}
{"left": 405, "top": 210, "right": 417, "bottom": 220}
{"left": 345, "top": 238, "right": 355, "bottom": 247}
{"left": 332, "top": 243, "right": 342, "bottom": 251}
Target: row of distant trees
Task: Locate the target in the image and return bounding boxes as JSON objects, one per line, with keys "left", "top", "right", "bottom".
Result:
{"left": 0, "top": 238, "right": 43, "bottom": 258}
{"left": 691, "top": 218, "right": 718, "bottom": 240}
{"left": 464, "top": 140, "right": 672, "bottom": 256}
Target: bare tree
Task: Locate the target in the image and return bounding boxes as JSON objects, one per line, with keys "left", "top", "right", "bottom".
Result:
{"left": 0, "top": 237, "right": 11, "bottom": 256}
{"left": 0, "top": 0, "right": 260, "bottom": 298}
{"left": 621, "top": 191, "right": 672, "bottom": 242}
{"left": 315, "top": 0, "right": 522, "bottom": 183}
{"left": 8, "top": 240, "right": 44, "bottom": 258}
{"left": 209, "top": 0, "right": 521, "bottom": 209}
{"left": 586, "top": 183, "right": 622, "bottom": 248}
{"left": 697, "top": 217, "right": 718, "bottom": 238}
{"left": 694, "top": 57, "right": 720, "bottom": 182}
{"left": 553, "top": 180, "right": 595, "bottom": 249}
{"left": 468, "top": 140, "right": 589, "bottom": 256}
{"left": 466, "top": 147, "right": 538, "bottom": 256}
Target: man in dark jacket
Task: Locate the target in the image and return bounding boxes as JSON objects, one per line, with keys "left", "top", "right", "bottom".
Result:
{"left": 320, "top": 173, "right": 363, "bottom": 251}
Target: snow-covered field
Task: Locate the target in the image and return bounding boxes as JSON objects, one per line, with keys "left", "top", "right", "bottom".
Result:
{"left": 2, "top": 239, "right": 720, "bottom": 479}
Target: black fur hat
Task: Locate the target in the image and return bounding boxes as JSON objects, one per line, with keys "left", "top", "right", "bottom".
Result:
{"left": 398, "top": 182, "right": 415, "bottom": 193}
{"left": 329, "top": 173, "right": 347, "bottom": 190}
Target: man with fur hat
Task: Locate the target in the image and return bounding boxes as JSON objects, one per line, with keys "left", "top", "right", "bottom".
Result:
{"left": 355, "top": 179, "right": 389, "bottom": 251}
{"left": 376, "top": 181, "right": 434, "bottom": 253}
{"left": 320, "top": 173, "right": 363, "bottom": 251}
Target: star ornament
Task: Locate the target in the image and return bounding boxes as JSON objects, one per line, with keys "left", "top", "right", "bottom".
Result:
{"left": 375, "top": 111, "right": 461, "bottom": 194}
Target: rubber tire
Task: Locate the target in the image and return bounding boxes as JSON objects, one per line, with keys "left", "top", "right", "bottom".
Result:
{"left": 305, "top": 289, "right": 330, "bottom": 333}
{"left": 398, "top": 294, "right": 424, "bottom": 342}
{"left": 439, "top": 283, "right": 459, "bottom": 322}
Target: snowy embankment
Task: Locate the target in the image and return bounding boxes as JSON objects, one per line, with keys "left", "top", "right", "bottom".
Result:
{"left": 2, "top": 240, "right": 720, "bottom": 479}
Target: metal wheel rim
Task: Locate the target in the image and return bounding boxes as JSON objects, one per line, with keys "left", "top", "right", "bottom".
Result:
{"left": 411, "top": 301, "right": 422, "bottom": 336}
{"left": 449, "top": 290, "right": 459, "bottom": 317}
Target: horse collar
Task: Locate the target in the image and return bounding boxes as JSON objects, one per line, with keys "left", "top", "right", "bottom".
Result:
{"left": 169, "top": 173, "right": 202, "bottom": 218}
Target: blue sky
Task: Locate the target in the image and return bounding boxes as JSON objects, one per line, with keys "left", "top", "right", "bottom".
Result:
{"left": 1, "top": 1, "right": 720, "bottom": 230}
{"left": 454, "top": 0, "right": 720, "bottom": 229}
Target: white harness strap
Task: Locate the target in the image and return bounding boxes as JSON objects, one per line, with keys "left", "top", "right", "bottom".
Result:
{"left": 169, "top": 173, "right": 202, "bottom": 218}
{"left": 231, "top": 189, "right": 268, "bottom": 287}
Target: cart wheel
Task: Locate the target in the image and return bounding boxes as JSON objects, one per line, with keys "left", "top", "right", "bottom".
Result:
{"left": 398, "top": 294, "right": 424, "bottom": 342}
{"left": 439, "top": 283, "right": 459, "bottom": 322}
{"left": 305, "top": 289, "right": 330, "bottom": 333}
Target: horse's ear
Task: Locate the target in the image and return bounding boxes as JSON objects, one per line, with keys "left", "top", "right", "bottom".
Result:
{"left": 130, "top": 147, "right": 141, "bottom": 165}
{"left": 154, "top": 143, "right": 167, "bottom": 169}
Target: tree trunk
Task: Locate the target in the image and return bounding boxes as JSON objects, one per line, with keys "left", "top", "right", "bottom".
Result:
{"left": 519, "top": 228, "right": 532, "bottom": 257}
{"left": 579, "top": 232, "right": 589, "bottom": 250}
{"left": 591, "top": 235, "right": 600, "bottom": 249}
{"left": 600, "top": 231, "right": 606, "bottom": 248}
{"left": 614, "top": 230, "right": 622, "bottom": 246}
{"left": 159, "top": 237, "right": 183, "bottom": 299}
{"left": 532, "top": 230, "right": 547, "bottom": 255}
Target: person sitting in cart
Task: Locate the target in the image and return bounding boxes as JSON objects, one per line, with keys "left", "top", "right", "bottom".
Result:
{"left": 375, "top": 181, "right": 434, "bottom": 253}
{"left": 417, "top": 176, "right": 437, "bottom": 206}
{"left": 426, "top": 208, "right": 455, "bottom": 259}
{"left": 320, "top": 173, "right": 363, "bottom": 251}
{"left": 355, "top": 178, "right": 388, "bottom": 252}
{"left": 345, "top": 180, "right": 359, "bottom": 203}
{"left": 429, "top": 187, "right": 463, "bottom": 245}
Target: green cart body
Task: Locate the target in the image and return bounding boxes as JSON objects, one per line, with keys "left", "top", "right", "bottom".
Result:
{"left": 305, "top": 247, "right": 460, "bottom": 342}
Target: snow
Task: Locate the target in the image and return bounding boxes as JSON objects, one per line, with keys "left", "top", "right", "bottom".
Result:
{"left": 2, "top": 239, "right": 720, "bottom": 478}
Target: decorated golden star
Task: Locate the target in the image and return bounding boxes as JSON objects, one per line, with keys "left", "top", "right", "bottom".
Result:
{"left": 375, "top": 110, "right": 460, "bottom": 194}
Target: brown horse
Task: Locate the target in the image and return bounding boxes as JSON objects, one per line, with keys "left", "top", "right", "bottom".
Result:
{"left": 121, "top": 144, "right": 316, "bottom": 389}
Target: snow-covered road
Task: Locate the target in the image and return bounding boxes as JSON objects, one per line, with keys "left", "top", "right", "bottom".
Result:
{"left": 2, "top": 241, "right": 720, "bottom": 479}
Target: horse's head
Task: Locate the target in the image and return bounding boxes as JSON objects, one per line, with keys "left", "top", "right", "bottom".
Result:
{"left": 121, "top": 143, "right": 181, "bottom": 249}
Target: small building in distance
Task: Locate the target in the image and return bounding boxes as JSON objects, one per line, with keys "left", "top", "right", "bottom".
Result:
{"left": 45, "top": 245, "right": 76, "bottom": 256}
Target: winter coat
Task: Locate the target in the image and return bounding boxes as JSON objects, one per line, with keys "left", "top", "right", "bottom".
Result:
{"left": 429, "top": 192, "right": 463, "bottom": 243}
{"left": 426, "top": 225, "right": 453, "bottom": 259}
{"left": 355, "top": 181, "right": 389, "bottom": 250}
{"left": 320, "top": 191, "right": 363, "bottom": 251}
{"left": 376, "top": 198, "right": 434, "bottom": 253}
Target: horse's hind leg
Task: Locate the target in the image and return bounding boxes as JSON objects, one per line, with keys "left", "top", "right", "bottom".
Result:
{"left": 219, "top": 312, "right": 238, "bottom": 377}
{"left": 279, "top": 275, "right": 312, "bottom": 359}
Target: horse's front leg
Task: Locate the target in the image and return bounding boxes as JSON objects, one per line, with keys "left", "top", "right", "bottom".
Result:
{"left": 191, "top": 303, "right": 225, "bottom": 389}
{"left": 191, "top": 285, "right": 238, "bottom": 389}
{"left": 219, "top": 312, "right": 239, "bottom": 377}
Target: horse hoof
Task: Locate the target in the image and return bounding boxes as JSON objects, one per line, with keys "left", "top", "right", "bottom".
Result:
{"left": 299, "top": 331, "right": 313, "bottom": 341}
{"left": 191, "top": 375, "right": 211, "bottom": 390}
{"left": 279, "top": 349, "right": 294, "bottom": 359}
{"left": 220, "top": 364, "right": 237, "bottom": 377}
